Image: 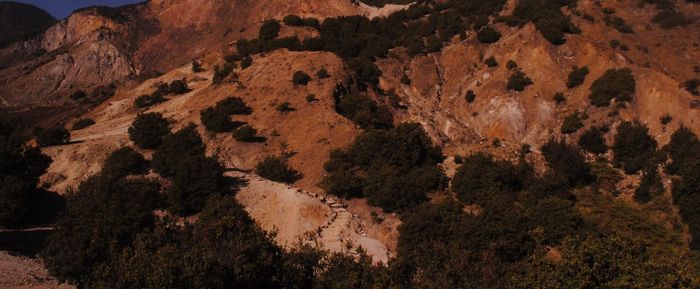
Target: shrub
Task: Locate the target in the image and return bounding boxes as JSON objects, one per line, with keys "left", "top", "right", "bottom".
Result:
{"left": 477, "top": 26, "right": 501, "bottom": 44}
{"left": 36, "top": 126, "right": 70, "bottom": 147}
{"left": 660, "top": 114, "right": 672, "bottom": 126}
{"left": 241, "top": 56, "right": 253, "bottom": 69}
{"left": 465, "top": 90, "right": 476, "bottom": 103}
{"left": 578, "top": 126, "right": 608, "bottom": 154}
{"left": 71, "top": 119, "right": 95, "bottom": 131}
{"left": 400, "top": 74, "right": 411, "bottom": 85}
{"left": 528, "top": 197, "right": 583, "bottom": 245}
{"left": 102, "top": 147, "right": 149, "bottom": 179}
{"left": 306, "top": 94, "right": 318, "bottom": 103}
{"left": 168, "top": 79, "right": 189, "bottom": 94}
{"left": 317, "top": 68, "right": 330, "bottom": 79}
{"left": 452, "top": 153, "right": 521, "bottom": 207}
{"left": 259, "top": 19, "right": 281, "bottom": 41}
{"left": 664, "top": 126, "right": 700, "bottom": 176}
{"left": 322, "top": 123, "right": 445, "bottom": 212}
{"left": 292, "top": 71, "right": 311, "bottom": 86}
{"left": 201, "top": 107, "right": 237, "bottom": 132}
{"left": 232, "top": 125, "right": 261, "bottom": 142}
{"left": 485, "top": 56, "right": 498, "bottom": 67}
{"left": 167, "top": 154, "right": 227, "bottom": 215}
{"left": 151, "top": 124, "right": 205, "bottom": 178}
{"left": 0, "top": 123, "right": 52, "bottom": 228}
{"left": 589, "top": 68, "right": 635, "bottom": 107}
{"left": 684, "top": 79, "right": 700, "bottom": 96}
{"left": 506, "top": 60, "right": 518, "bottom": 70}
{"left": 604, "top": 15, "right": 634, "bottom": 33}
{"left": 128, "top": 113, "right": 170, "bottom": 149}
{"left": 347, "top": 58, "right": 382, "bottom": 87}
{"left": 507, "top": 70, "right": 533, "bottom": 91}
{"left": 634, "top": 167, "right": 663, "bottom": 203}
{"left": 561, "top": 112, "right": 583, "bottom": 134}
{"left": 553, "top": 92, "right": 566, "bottom": 104}
{"left": 541, "top": 138, "right": 594, "bottom": 187}
{"left": 191, "top": 60, "right": 202, "bottom": 72}
{"left": 613, "top": 121, "right": 658, "bottom": 174}
{"left": 216, "top": 97, "right": 253, "bottom": 115}
{"left": 255, "top": 156, "right": 301, "bottom": 183}
{"left": 652, "top": 9, "right": 691, "bottom": 29}
{"left": 567, "top": 66, "right": 589, "bottom": 88}
{"left": 276, "top": 102, "right": 295, "bottom": 112}
{"left": 283, "top": 14, "right": 303, "bottom": 26}
{"left": 336, "top": 93, "right": 393, "bottom": 129}
{"left": 212, "top": 63, "right": 234, "bottom": 84}
{"left": 134, "top": 93, "right": 166, "bottom": 108}
{"left": 42, "top": 173, "right": 161, "bottom": 284}
{"left": 610, "top": 39, "right": 621, "bottom": 49}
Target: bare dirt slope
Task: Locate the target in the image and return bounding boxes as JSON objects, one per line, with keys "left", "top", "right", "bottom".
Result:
{"left": 0, "top": 252, "right": 73, "bottom": 289}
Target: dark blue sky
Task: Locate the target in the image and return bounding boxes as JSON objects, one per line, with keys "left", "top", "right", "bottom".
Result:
{"left": 15, "top": 0, "right": 143, "bottom": 19}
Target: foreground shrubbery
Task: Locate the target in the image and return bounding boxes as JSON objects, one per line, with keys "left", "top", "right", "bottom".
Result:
{"left": 36, "top": 126, "right": 70, "bottom": 147}
{"left": 336, "top": 93, "right": 393, "bottom": 129}
{"left": 612, "top": 120, "right": 658, "bottom": 174}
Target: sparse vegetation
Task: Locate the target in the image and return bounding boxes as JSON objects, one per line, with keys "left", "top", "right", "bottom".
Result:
{"left": 553, "top": 92, "right": 566, "bottom": 104}
{"left": 168, "top": 79, "right": 189, "bottom": 94}
{"left": 276, "top": 102, "right": 295, "bottom": 112}
{"left": 465, "top": 90, "right": 476, "bottom": 103}
{"left": 201, "top": 97, "right": 252, "bottom": 132}
{"left": 660, "top": 114, "right": 672, "bottom": 126}
{"left": 317, "top": 68, "right": 330, "bottom": 79}
{"left": 128, "top": 113, "right": 170, "bottom": 149}
{"left": 684, "top": 79, "right": 700, "bottom": 96}
{"left": 240, "top": 56, "right": 253, "bottom": 69}
{"left": 134, "top": 93, "right": 166, "bottom": 108}
{"left": 589, "top": 68, "right": 635, "bottom": 107}
{"left": 232, "top": 125, "right": 261, "bottom": 142}
{"left": 212, "top": 63, "right": 234, "bottom": 84}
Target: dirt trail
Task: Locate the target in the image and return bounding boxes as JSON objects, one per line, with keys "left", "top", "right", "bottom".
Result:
{"left": 229, "top": 171, "right": 390, "bottom": 263}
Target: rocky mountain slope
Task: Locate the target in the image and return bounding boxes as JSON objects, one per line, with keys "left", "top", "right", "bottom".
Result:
{"left": 2, "top": 0, "right": 700, "bottom": 288}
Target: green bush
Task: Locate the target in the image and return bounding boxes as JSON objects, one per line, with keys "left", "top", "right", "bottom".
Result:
{"left": 276, "top": 102, "right": 295, "bottom": 112}
{"left": 0, "top": 123, "right": 52, "bottom": 228}
{"left": 561, "top": 112, "right": 583, "bottom": 134}
{"left": 71, "top": 119, "right": 95, "bottom": 131}
{"left": 36, "top": 126, "right": 70, "bottom": 147}
{"left": 292, "top": 71, "right": 311, "bottom": 86}
{"left": 652, "top": 9, "right": 692, "bottom": 29}
{"left": 102, "top": 147, "right": 149, "bottom": 179}
{"left": 201, "top": 97, "right": 252, "bottom": 133}
{"left": 566, "top": 66, "right": 589, "bottom": 88}
{"left": 485, "top": 56, "right": 498, "bottom": 67}
{"left": 168, "top": 80, "right": 189, "bottom": 94}
{"left": 134, "top": 93, "right": 166, "bottom": 108}
{"left": 283, "top": 14, "right": 303, "bottom": 26}
{"left": 578, "top": 126, "right": 608, "bottom": 154}
{"left": 322, "top": 123, "right": 445, "bottom": 212}
{"left": 684, "top": 79, "right": 699, "bottom": 96}
{"left": 240, "top": 56, "right": 253, "bottom": 69}
{"left": 216, "top": 97, "right": 253, "bottom": 115}
{"left": 191, "top": 60, "right": 202, "bottom": 72}
{"left": 613, "top": 121, "right": 658, "bottom": 174}
{"left": 506, "top": 60, "right": 518, "bottom": 70}
{"left": 151, "top": 124, "right": 205, "bottom": 177}
{"left": 232, "top": 125, "right": 261, "bottom": 142}
{"left": 634, "top": 167, "right": 663, "bottom": 203}
{"left": 336, "top": 93, "right": 393, "bottom": 129}
{"left": 510, "top": 0, "right": 578, "bottom": 45}
{"left": 553, "top": 92, "right": 566, "bottom": 104}
{"left": 212, "top": 63, "right": 234, "bottom": 84}
{"left": 317, "top": 68, "right": 330, "bottom": 79}
{"left": 541, "top": 138, "right": 594, "bottom": 187}
{"left": 452, "top": 153, "right": 521, "bottom": 207}
{"left": 589, "top": 68, "right": 635, "bottom": 107}
{"left": 465, "top": 90, "right": 476, "bottom": 103}
{"left": 400, "top": 74, "right": 411, "bottom": 85}
{"left": 604, "top": 15, "right": 634, "bottom": 33}
{"left": 527, "top": 196, "right": 583, "bottom": 245}
{"left": 128, "top": 113, "right": 170, "bottom": 149}
{"left": 167, "top": 154, "right": 227, "bottom": 215}
{"left": 259, "top": 19, "right": 281, "bottom": 41}
{"left": 507, "top": 70, "right": 533, "bottom": 91}
{"left": 255, "top": 156, "right": 301, "bottom": 183}
{"left": 477, "top": 26, "right": 501, "bottom": 44}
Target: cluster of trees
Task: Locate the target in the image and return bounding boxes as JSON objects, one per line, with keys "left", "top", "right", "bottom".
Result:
{"left": 0, "top": 122, "right": 57, "bottom": 228}
{"left": 665, "top": 126, "right": 700, "bottom": 249}
{"left": 507, "top": 70, "right": 533, "bottom": 91}
{"left": 566, "top": 65, "right": 589, "bottom": 88}
{"left": 642, "top": 0, "right": 693, "bottom": 29}
{"left": 322, "top": 123, "right": 445, "bottom": 212}
{"left": 135, "top": 80, "right": 189, "bottom": 108}
{"left": 560, "top": 112, "right": 584, "bottom": 134}
{"left": 504, "top": 0, "right": 579, "bottom": 45}
{"left": 200, "top": 97, "right": 253, "bottom": 133}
